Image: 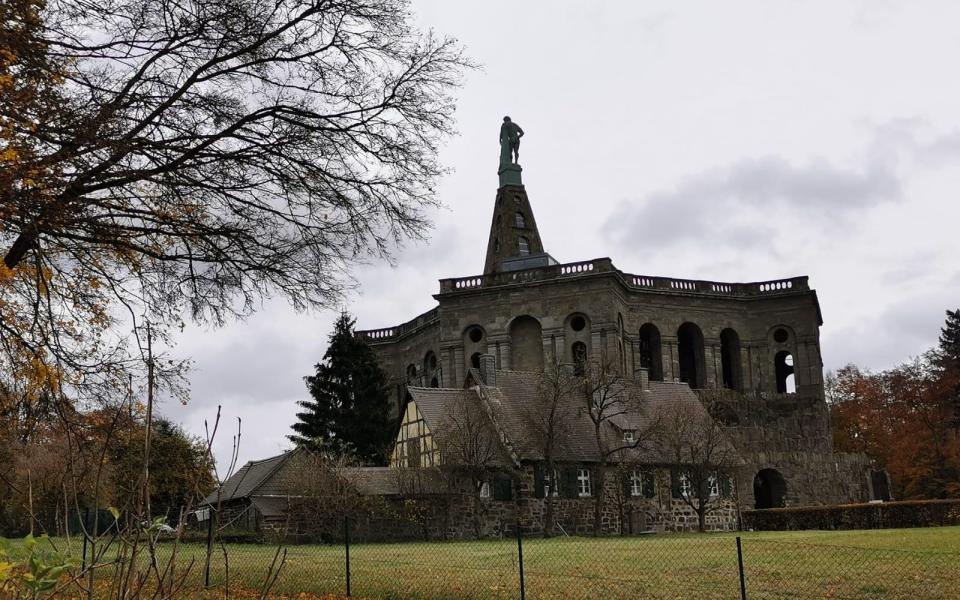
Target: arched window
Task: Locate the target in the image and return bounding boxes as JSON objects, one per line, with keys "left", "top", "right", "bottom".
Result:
{"left": 775, "top": 351, "right": 795, "bottom": 393}
{"left": 720, "top": 328, "right": 743, "bottom": 392}
{"left": 638, "top": 324, "right": 663, "bottom": 381}
{"left": 470, "top": 352, "right": 482, "bottom": 369}
{"left": 518, "top": 237, "right": 530, "bottom": 256}
{"left": 406, "top": 364, "right": 417, "bottom": 383}
{"left": 515, "top": 212, "right": 526, "bottom": 228}
{"left": 572, "top": 341, "right": 588, "bottom": 376}
{"left": 677, "top": 322, "right": 705, "bottom": 389}
{"left": 509, "top": 315, "right": 544, "bottom": 371}
{"left": 430, "top": 376, "right": 439, "bottom": 388}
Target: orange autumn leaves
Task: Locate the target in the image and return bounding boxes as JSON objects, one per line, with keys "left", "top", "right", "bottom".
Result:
{"left": 829, "top": 356, "right": 960, "bottom": 500}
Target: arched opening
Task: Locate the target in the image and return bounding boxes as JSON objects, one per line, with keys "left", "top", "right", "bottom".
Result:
{"left": 518, "top": 237, "right": 530, "bottom": 256}
{"left": 423, "top": 351, "right": 439, "bottom": 387}
{"left": 720, "top": 328, "right": 743, "bottom": 392}
{"left": 572, "top": 341, "right": 587, "bottom": 376}
{"left": 509, "top": 315, "right": 544, "bottom": 371}
{"left": 753, "top": 469, "right": 787, "bottom": 509}
{"left": 470, "top": 352, "right": 482, "bottom": 369}
{"left": 677, "top": 322, "right": 705, "bottom": 388}
{"left": 775, "top": 351, "right": 795, "bottom": 393}
{"left": 406, "top": 364, "right": 417, "bottom": 383}
{"left": 430, "top": 376, "right": 439, "bottom": 388}
{"left": 515, "top": 212, "right": 526, "bottom": 228}
{"left": 638, "top": 324, "right": 663, "bottom": 381}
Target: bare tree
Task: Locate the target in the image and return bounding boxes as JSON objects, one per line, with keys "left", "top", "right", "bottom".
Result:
{"left": 525, "top": 362, "right": 578, "bottom": 537}
{"left": 432, "top": 398, "right": 502, "bottom": 538}
{"left": 658, "top": 398, "right": 740, "bottom": 532}
{"left": 580, "top": 360, "right": 658, "bottom": 536}
{"left": 0, "top": 0, "right": 472, "bottom": 405}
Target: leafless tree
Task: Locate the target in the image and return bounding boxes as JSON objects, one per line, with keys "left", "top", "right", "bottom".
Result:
{"left": 525, "top": 362, "right": 578, "bottom": 536}
{"left": 433, "top": 398, "right": 502, "bottom": 538}
{"left": 658, "top": 398, "right": 740, "bottom": 532}
{"left": 580, "top": 360, "right": 658, "bottom": 536}
{"left": 0, "top": 0, "right": 473, "bottom": 406}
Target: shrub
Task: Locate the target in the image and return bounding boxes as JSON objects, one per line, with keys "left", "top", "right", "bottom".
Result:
{"left": 743, "top": 499, "right": 960, "bottom": 530}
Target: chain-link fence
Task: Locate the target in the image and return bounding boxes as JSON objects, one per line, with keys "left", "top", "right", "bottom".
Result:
{"left": 175, "top": 516, "right": 960, "bottom": 599}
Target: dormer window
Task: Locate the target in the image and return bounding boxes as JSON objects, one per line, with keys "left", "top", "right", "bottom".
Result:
{"left": 515, "top": 212, "right": 526, "bottom": 228}
{"left": 518, "top": 237, "right": 530, "bottom": 256}
{"left": 623, "top": 430, "right": 635, "bottom": 443}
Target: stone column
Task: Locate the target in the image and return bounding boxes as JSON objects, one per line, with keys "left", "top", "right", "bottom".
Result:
{"left": 663, "top": 338, "right": 677, "bottom": 381}
{"left": 453, "top": 346, "right": 465, "bottom": 385}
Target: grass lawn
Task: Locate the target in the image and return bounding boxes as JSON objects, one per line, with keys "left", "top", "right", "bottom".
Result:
{"left": 12, "top": 527, "right": 960, "bottom": 599}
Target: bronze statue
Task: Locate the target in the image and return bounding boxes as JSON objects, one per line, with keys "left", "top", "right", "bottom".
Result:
{"left": 499, "top": 116, "right": 524, "bottom": 164}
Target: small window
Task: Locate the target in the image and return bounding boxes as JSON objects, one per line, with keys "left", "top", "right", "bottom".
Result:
{"left": 572, "top": 342, "right": 587, "bottom": 376}
{"left": 577, "top": 469, "right": 592, "bottom": 497}
{"left": 470, "top": 352, "right": 482, "bottom": 369}
{"left": 479, "top": 481, "right": 491, "bottom": 498}
{"left": 518, "top": 237, "right": 530, "bottom": 256}
{"left": 544, "top": 469, "right": 560, "bottom": 498}
{"left": 630, "top": 470, "right": 656, "bottom": 498}
{"left": 708, "top": 475, "right": 720, "bottom": 497}
{"left": 570, "top": 315, "right": 587, "bottom": 332}
{"left": 623, "top": 430, "right": 635, "bottom": 443}
{"left": 773, "top": 328, "right": 789, "bottom": 343}
{"left": 515, "top": 212, "right": 526, "bottom": 228}
{"left": 469, "top": 327, "right": 484, "bottom": 343}
{"left": 679, "top": 473, "right": 693, "bottom": 498}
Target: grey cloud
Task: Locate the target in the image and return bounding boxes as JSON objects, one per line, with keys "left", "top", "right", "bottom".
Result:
{"left": 822, "top": 286, "right": 960, "bottom": 372}
{"left": 604, "top": 155, "right": 901, "bottom": 253}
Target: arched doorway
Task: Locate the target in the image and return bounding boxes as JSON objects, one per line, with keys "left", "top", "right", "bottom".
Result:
{"left": 753, "top": 469, "right": 787, "bottom": 509}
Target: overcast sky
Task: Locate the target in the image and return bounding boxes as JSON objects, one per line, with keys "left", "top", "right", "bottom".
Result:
{"left": 160, "top": 1, "right": 960, "bottom": 471}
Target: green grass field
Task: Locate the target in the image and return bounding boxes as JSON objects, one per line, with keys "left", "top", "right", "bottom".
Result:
{"left": 14, "top": 527, "right": 960, "bottom": 599}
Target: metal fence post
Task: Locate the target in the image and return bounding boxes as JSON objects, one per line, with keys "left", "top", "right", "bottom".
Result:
{"left": 204, "top": 509, "right": 215, "bottom": 587}
{"left": 81, "top": 508, "right": 89, "bottom": 572}
{"left": 345, "top": 515, "right": 352, "bottom": 597}
{"left": 736, "top": 536, "right": 747, "bottom": 600}
{"left": 516, "top": 518, "right": 525, "bottom": 600}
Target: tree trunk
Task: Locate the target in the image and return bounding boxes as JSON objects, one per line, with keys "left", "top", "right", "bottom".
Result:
{"left": 697, "top": 500, "right": 706, "bottom": 532}
{"left": 593, "top": 462, "right": 605, "bottom": 537}
{"left": 544, "top": 457, "right": 555, "bottom": 538}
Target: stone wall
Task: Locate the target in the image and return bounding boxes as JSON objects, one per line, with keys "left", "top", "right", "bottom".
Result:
{"left": 240, "top": 464, "right": 740, "bottom": 544}
{"left": 702, "top": 389, "right": 873, "bottom": 508}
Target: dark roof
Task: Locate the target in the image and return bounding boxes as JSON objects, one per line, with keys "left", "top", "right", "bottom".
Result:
{"left": 407, "top": 370, "right": 741, "bottom": 467}
{"left": 203, "top": 450, "right": 295, "bottom": 505}
{"left": 342, "top": 467, "right": 447, "bottom": 496}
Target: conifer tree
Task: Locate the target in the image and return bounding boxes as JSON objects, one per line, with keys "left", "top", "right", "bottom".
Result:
{"left": 289, "top": 314, "right": 394, "bottom": 465}
{"left": 937, "top": 308, "right": 960, "bottom": 367}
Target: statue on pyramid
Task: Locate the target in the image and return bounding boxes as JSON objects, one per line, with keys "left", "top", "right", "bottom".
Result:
{"left": 499, "top": 116, "right": 524, "bottom": 165}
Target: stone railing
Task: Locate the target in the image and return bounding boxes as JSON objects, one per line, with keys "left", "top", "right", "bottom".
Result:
{"left": 356, "top": 307, "right": 439, "bottom": 343}
{"left": 439, "top": 258, "right": 615, "bottom": 293}
{"left": 438, "top": 257, "right": 809, "bottom": 298}
{"left": 623, "top": 274, "right": 810, "bottom": 297}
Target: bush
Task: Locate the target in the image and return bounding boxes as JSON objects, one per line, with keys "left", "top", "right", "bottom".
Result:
{"left": 743, "top": 499, "right": 960, "bottom": 531}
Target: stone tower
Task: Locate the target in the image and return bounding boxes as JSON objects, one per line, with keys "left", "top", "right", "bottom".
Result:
{"left": 483, "top": 162, "right": 556, "bottom": 274}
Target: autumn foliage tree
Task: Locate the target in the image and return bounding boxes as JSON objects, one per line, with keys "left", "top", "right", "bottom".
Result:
{"left": 829, "top": 310, "right": 960, "bottom": 499}
{"left": 0, "top": 0, "right": 471, "bottom": 408}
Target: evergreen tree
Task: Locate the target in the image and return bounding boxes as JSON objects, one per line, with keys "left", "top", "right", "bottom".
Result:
{"left": 289, "top": 313, "right": 394, "bottom": 465}
{"left": 935, "top": 308, "right": 960, "bottom": 432}
{"left": 937, "top": 308, "right": 960, "bottom": 367}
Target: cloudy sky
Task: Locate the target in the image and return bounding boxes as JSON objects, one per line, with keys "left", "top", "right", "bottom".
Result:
{"left": 160, "top": 1, "right": 960, "bottom": 470}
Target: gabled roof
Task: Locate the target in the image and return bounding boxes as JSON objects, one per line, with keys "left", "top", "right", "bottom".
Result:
{"left": 203, "top": 450, "right": 296, "bottom": 505}
{"left": 405, "top": 370, "right": 741, "bottom": 467}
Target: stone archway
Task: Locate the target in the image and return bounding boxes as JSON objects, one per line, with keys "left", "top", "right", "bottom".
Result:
{"left": 753, "top": 468, "right": 787, "bottom": 509}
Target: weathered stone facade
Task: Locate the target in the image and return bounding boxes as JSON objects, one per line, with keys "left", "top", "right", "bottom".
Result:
{"left": 357, "top": 161, "right": 874, "bottom": 527}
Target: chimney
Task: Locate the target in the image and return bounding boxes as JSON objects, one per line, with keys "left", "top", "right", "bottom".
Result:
{"left": 635, "top": 367, "right": 649, "bottom": 391}
{"left": 479, "top": 354, "right": 497, "bottom": 387}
